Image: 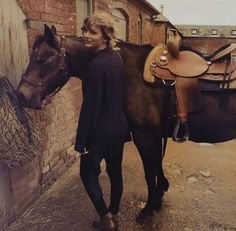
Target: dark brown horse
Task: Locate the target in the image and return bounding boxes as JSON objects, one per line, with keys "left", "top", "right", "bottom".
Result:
{"left": 17, "top": 25, "right": 236, "bottom": 222}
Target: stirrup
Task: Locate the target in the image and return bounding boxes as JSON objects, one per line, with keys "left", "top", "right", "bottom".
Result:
{"left": 172, "top": 118, "right": 189, "bottom": 143}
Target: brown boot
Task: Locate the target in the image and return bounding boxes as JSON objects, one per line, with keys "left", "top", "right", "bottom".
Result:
{"left": 92, "top": 212, "right": 116, "bottom": 231}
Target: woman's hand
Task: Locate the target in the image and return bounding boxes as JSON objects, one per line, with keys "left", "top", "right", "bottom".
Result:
{"left": 79, "top": 148, "right": 89, "bottom": 155}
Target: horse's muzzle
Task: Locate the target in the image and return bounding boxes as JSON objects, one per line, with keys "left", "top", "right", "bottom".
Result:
{"left": 17, "top": 91, "right": 42, "bottom": 110}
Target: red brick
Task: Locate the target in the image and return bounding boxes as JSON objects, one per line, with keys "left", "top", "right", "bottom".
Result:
{"left": 41, "top": 13, "right": 60, "bottom": 23}
{"left": 26, "top": 11, "right": 41, "bottom": 20}
{"left": 45, "top": 5, "right": 61, "bottom": 16}
{"left": 27, "top": 29, "right": 42, "bottom": 38}
{"left": 49, "top": 154, "right": 60, "bottom": 168}
{"left": 18, "top": 0, "right": 31, "bottom": 13}
{"left": 61, "top": 10, "right": 71, "bottom": 18}
{"left": 51, "top": 159, "right": 66, "bottom": 176}
{"left": 46, "top": 0, "right": 59, "bottom": 8}
{"left": 57, "top": 2, "right": 68, "bottom": 11}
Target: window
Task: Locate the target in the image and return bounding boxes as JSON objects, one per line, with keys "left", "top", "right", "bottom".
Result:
{"left": 231, "top": 30, "right": 236, "bottom": 36}
{"left": 212, "top": 29, "right": 218, "bottom": 35}
{"left": 191, "top": 29, "right": 198, "bottom": 35}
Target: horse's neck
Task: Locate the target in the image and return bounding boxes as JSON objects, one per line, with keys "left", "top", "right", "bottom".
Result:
{"left": 65, "top": 36, "right": 82, "bottom": 54}
{"left": 118, "top": 42, "right": 152, "bottom": 70}
{"left": 64, "top": 36, "right": 94, "bottom": 76}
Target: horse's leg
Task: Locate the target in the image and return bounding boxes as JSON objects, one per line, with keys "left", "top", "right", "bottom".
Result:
{"left": 154, "top": 138, "right": 169, "bottom": 211}
{"left": 132, "top": 129, "right": 169, "bottom": 222}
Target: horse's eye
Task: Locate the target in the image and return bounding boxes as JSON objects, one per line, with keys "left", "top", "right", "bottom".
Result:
{"left": 36, "top": 56, "right": 47, "bottom": 64}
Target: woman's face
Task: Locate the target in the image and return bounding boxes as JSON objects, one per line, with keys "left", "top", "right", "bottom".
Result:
{"left": 82, "top": 24, "right": 108, "bottom": 53}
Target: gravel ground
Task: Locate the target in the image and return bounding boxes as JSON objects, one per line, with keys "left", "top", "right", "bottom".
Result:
{"left": 6, "top": 140, "right": 236, "bottom": 231}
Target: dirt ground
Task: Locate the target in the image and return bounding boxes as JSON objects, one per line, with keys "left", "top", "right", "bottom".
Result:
{"left": 7, "top": 139, "right": 236, "bottom": 231}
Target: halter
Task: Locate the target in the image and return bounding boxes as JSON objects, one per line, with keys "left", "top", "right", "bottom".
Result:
{"left": 58, "top": 36, "right": 67, "bottom": 77}
{"left": 21, "top": 35, "right": 68, "bottom": 93}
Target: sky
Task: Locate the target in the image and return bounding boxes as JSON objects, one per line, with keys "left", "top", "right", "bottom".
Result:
{"left": 147, "top": 0, "right": 236, "bottom": 25}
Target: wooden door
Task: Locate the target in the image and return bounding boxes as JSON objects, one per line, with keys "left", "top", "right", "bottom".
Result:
{"left": 0, "top": 0, "right": 29, "bottom": 88}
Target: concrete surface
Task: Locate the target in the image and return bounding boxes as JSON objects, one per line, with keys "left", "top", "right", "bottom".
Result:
{"left": 6, "top": 140, "right": 236, "bottom": 231}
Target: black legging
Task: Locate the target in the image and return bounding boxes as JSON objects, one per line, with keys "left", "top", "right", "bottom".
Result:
{"left": 80, "top": 142, "right": 124, "bottom": 216}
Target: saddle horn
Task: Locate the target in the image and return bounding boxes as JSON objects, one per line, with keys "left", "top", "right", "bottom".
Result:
{"left": 167, "top": 29, "right": 181, "bottom": 59}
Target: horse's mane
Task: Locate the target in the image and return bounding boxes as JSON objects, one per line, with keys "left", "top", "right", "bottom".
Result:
{"left": 117, "top": 40, "right": 153, "bottom": 50}
{"left": 32, "top": 34, "right": 84, "bottom": 51}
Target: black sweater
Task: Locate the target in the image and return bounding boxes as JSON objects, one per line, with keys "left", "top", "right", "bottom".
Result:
{"left": 74, "top": 47, "right": 131, "bottom": 152}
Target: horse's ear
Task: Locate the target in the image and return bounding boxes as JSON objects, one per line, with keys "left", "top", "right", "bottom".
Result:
{"left": 51, "top": 25, "right": 57, "bottom": 35}
{"left": 44, "top": 24, "right": 55, "bottom": 47}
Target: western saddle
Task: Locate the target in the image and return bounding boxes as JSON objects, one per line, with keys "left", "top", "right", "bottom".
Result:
{"left": 144, "top": 29, "right": 236, "bottom": 142}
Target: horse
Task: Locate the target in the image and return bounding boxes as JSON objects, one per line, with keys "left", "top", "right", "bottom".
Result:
{"left": 17, "top": 25, "right": 236, "bottom": 222}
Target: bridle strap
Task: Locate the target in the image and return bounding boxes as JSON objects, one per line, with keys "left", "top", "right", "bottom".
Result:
{"left": 58, "top": 35, "right": 67, "bottom": 75}
{"left": 21, "top": 74, "right": 44, "bottom": 88}
{"left": 21, "top": 35, "right": 69, "bottom": 90}
{"left": 21, "top": 68, "right": 61, "bottom": 92}
{"left": 43, "top": 36, "right": 69, "bottom": 101}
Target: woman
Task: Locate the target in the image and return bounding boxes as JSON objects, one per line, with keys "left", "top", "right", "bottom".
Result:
{"left": 74, "top": 11, "right": 131, "bottom": 231}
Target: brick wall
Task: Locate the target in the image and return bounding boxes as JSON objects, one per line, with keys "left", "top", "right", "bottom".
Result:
{"left": 19, "top": 0, "right": 77, "bottom": 48}
{"left": 93, "top": 0, "right": 166, "bottom": 45}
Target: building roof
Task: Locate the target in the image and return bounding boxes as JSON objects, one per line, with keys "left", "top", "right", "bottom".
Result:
{"left": 139, "top": 0, "right": 160, "bottom": 14}
{"left": 176, "top": 24, "right": 236, "bottom": 38}
{"left": 141, "top": 1, "right": 178, "bottom": 30}
{"left": 129, "top": 1, "right": 178, "bottom": 31}
{"left": 153, "top": 13, "right": 169, "bottom": 23}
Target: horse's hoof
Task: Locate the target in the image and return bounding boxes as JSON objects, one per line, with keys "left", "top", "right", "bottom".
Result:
{"left": 136, "top": 205, "right": 153, "bottom": 223}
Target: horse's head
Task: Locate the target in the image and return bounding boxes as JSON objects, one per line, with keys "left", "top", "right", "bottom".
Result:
{"left": 17, "top": 25, "right": 93, "bottom": 109}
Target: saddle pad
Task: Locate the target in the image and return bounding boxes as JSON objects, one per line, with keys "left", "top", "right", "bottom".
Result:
{"left": 207, "top": 59, "right": 236, "bottom": 74}
{"left": 199, "top": 67, "right": 236, "bottom": 81}
{"left": 143, "top": 45, "right": 162, "bottom": 83}
{"left": 199, "top": 77, "right": 236, "bottom": 91}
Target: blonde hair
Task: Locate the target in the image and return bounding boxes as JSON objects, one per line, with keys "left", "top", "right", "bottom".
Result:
{"left": 81, "top": 11, "right": 118, "bottom": 49}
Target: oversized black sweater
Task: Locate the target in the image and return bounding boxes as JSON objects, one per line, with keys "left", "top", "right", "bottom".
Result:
{"left": 74, "top": 47, "right": 131, "bottom": 152}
